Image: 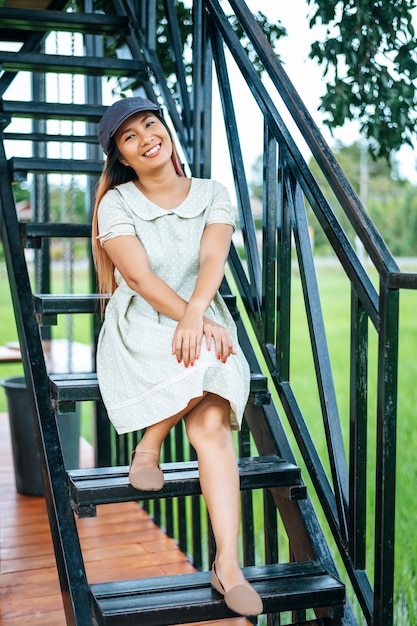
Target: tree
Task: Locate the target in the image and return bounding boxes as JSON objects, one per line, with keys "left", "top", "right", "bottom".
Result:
{"left": 306, "top": 141, "right": 417, "bottom": 255}
{"left": 97, "top": 0, "right": 417, "bottom": 161}
{"left": 249, "top": 141, "right": 417, "bottom": 256}
{"left": 177, "top": 0, "right": 417, "bottom": 161}
{"left": 307, "top": 0, "right": 417, "bottom": 160}
{"left": 13, "top": 181, "right": 30, "bottom": 205}
{"left": 49, "top": 182, "right": 88, "bottom": 223}
{"left": 98, "top": 1, "right": 286, "bottom": 93}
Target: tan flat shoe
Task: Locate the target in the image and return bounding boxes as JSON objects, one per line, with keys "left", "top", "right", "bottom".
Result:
{"left": 211, "top": 562, "right": 263, "bottom": 616}
{"left": 128, "top": 449, "right": 164, "bottom": 491}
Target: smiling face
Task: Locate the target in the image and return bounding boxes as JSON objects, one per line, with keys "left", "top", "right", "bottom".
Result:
{"left": 115, "top": 111, "right": 173, "bottom": 174}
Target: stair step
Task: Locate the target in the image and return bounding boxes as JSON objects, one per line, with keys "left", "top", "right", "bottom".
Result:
{"left": 9, "top": 157, "right": 103, "bottom": 181}
{"left": 49, "top": 371, "right": 271, "bottom": 412}
{"left": 1, "top": 99, "right": 106, "bottom": 122}
{"left": 34, "top": 294, "right": 106, "bottom": 324}
{"left": 0, "top": 8, "right": 128, "bottom": 36}
{"left": 0, "top": 51, "right": 146, "bottom": 78}
{"left": 68, "top": 456, "right": 306, "bottom": 517}
{"left": 90, "top": 561, "right": 345, "bottom": 625}
{"left": 19, "top": 222, "right": 92, "bottom": 248}
{"left": 33, "top": 293, "right": 237, "bottom": 324}
{"left": 4, "top": 131, "right": 99, "bottom": 144}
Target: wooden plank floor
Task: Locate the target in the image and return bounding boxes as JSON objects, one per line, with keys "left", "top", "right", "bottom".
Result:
{"left": 0, "top": 412, "right": 250, "bottom": 626}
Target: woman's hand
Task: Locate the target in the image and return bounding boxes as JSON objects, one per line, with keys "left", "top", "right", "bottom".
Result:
{"left": 202, "top": 316, "right": 237, "bottom": 364}
{"left": 172, "top": 309, "right": 236, "bottom": 367}
{"left": 171, "top": 308, "right": 204, "bottom": 367}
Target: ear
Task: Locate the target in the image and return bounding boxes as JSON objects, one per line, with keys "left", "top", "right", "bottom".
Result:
{"left": 118, "top": 157, "right": 130, "bottom": 167}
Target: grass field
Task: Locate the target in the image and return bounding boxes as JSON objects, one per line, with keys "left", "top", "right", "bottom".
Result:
{"left": 286, "top": 262, "right": 417, "bottom": 625}
{"left": 0, "top": 257, "right": 416, "bottom": 625}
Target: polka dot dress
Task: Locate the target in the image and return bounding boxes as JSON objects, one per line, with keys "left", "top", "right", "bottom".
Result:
{"left": 96, "top": 178, "right": 250, "bottom": 435}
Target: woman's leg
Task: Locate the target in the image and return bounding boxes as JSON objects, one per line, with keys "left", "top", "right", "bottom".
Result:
{"left": 183, "top": 393, "right": 246, "bottom": 590}
{"left": 134, "top": 390, "right": 262, "bottom": 614}
{"left": 184, "top": 393, "right": 262, "bottom": 615}
{"left": 129, "top": 394, "right": 207, "bottom": 489}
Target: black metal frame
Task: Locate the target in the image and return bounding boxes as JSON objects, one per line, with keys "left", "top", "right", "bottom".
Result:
{"left": 204, "top": 1, "right": 417, "bottom": 624}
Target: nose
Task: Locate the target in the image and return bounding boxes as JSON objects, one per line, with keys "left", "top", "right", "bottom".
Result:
{"left": 138, "top": 130, "right": 149, "bottom": 146}
{"left": 139, "top": 132, "right": 154, "bottom": 150}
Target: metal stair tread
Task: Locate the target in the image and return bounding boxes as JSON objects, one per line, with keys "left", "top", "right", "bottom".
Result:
{"left": 1, "top": 99, "right": 107, "bottom": 122}
{"left": 19, "top": 222, "right": 92, "bottom": 247}
{"left": 49, "top": 371, "right": 270, "bottom": 410}
{"left": 0, "top": 7, "right": 128, "bottom": 36}
{"left": 33, "top": 293, "right": 106, "bottom": 323}
{"left": 34, "top": 292, "right": 236, "bottom": 319}
{"left": 9, "top": 156, "right": 103, "bottom": 178}
{"left": 0, "top": 50, "right": 146, "bottom": 77}
{"left": 90, "top": 562, "right": 345, "bottom": 625}
{"left": 5, "top": 131, "right": 99, "bottom": 144}
{"left": 68, "top": 456, "right": 305, "bottom": 512}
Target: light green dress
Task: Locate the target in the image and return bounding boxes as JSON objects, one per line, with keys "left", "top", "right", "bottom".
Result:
{"left": 96, "top": 178, "right": 250, "bottom": 434}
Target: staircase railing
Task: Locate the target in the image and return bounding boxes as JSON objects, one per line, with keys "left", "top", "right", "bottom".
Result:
{"left": 201, "top": 1, "right": 417, "bottom": 625}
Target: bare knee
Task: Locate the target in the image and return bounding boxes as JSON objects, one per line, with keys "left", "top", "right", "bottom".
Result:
{"left": 184, "top": 394, "right": 231, "bottom": 449}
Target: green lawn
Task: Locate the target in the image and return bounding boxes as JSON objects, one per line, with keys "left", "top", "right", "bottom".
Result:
{"left": 232, "top": 260, "right": 417, "bottom": 625}
{"left": 1, "top": 257, "right": 416, "bottom": 625}
{"left": 283, "top": 262, "right": 417, "bottom": 625}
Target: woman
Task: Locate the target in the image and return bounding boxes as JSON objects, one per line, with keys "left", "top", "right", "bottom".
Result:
{"left": 92, "top": 96, "right": 263, "bottom": 617}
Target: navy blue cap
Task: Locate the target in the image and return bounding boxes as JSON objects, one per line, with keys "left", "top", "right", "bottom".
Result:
{"left": 98, "top": 96, "right": 161, "bottom": 154}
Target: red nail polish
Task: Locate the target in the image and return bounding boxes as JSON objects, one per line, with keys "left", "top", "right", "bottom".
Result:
{"left": 217, "top": 354, "right": 221, "bottom": 360}
{"left": 222, "top": 357, "right": 227, "bottom": 364}
{"left": 177, "top": 359, "right": 181, "bottom": 363}
{"left": 190, "top": 361, "right": 194, "bottom": 366}
{"left": 185, "top": 362, "right": 189, "bottom": 368}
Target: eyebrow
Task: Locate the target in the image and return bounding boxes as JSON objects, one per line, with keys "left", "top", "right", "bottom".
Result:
{"left": 119, "top": 113, "right": 155, "bottom": 137}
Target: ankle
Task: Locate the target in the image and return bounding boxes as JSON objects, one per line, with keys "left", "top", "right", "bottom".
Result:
{"left": 136, "top": 441, "right": 160, "bottom": 459}
{"left": 214, "top": 556, "right": 244, "bottom": 590}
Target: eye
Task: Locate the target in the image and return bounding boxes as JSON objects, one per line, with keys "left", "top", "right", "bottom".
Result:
{"left": 124, "top": 132, "right": 135, "bottom": 142}
{"left": 145, "top": 119, "right": 155, "bottom": 129}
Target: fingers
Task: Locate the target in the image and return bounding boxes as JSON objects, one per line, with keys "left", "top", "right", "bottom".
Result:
{"left": 172, "top": 329, "right": 202, "bottom": 367}
{"left": 173, "top": 323, "right": 236, "bottom": 367}
{"left": 213, "top": 332, "right": 236, "bottom": 363}
{"left": 203, "top": 320, "right": 236, "bottom": 364}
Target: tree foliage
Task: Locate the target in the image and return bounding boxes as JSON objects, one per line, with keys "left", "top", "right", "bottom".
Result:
{"left": 96, "top": 0, "right": 417, "bottom": 160}
{"left": 97, "top": 1, "right": 285, "bottom": 93}
{"left": 307, "top": 141, "right": 417, "bottom": 255}
{"left": 161, "top": 0, "right": 417, "bottom": 162}
{"left": 308, "top": 0, "right": 417, "bottom": 160}
{"left": 48, "top": 182, "right": 87, "bottom": 223}
{"left": 153, "top": 3, "right": 286, "bottom": 89}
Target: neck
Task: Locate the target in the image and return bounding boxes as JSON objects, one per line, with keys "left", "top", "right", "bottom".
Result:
{"left": 135, "top": 164, "right": 179, "bottom": 195}
{"left": 132, "top": 163, "right": 190, "bottom": 210}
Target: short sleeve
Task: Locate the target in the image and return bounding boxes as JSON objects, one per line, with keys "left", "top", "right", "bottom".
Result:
{"left": 97, "top": 188, "right": 136, "bottom": 247}
{"left": 205, "top": 180, "right": 236, "bottom": 230}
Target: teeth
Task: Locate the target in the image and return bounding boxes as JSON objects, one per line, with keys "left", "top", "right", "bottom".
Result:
{"left": 145, "top": 144, "right": 160, "bottom": 157}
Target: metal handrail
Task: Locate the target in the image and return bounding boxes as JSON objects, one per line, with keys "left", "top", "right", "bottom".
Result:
{"left": 203, "top": 1, "right": 417, "bottom": 625}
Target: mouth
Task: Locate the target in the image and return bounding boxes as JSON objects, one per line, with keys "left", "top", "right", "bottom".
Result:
{"left": 143, "top": 143, "right": 161, "bottom": 158}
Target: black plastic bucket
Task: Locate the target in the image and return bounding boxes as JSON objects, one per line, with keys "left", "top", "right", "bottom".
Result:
{"left": 1, "top": 376, "right": 80, "bottom": 496}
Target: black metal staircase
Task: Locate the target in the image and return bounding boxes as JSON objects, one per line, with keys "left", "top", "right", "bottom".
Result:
{"left": 1, "top": 1, "right": 415, "bottom": 626}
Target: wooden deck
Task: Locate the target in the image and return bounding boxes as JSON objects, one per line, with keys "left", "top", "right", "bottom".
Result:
{"left": 0, "top": 412, "right": 249, "bottom": 626}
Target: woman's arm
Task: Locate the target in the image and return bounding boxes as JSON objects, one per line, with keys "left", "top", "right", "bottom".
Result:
{"left": 103, "top": 223, "right": 235, "bottom": 366}
{"left": 171, "top": 223, "right": 236, "bottom": 366}
{"left": 189, "top": 222, "right": 233, "bottom": 313}
{"left": 103, "top": 235, "right": 188, "bottom": 320}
